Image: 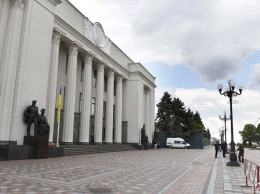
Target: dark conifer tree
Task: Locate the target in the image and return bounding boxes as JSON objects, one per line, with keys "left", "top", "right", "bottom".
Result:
{"left": 155, "top": 92, "right": 174, "bottom": 132}
{"left": 155, "top": 92, "right": 208, "bottom": 141}
{"left": 171, "top": 97, "right": 186, "bottom": 138}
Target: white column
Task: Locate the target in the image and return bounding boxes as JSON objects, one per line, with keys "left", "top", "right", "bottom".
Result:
{"left": 94, "top": 63, "right": 104, "bottom": 143}
{"left": 0, "top": 0, "right": 26, "bottom": 141}
{"left": 150, "top": 89, "right": 155, "bottom": 140}
{"left": 46, "top": 29, "right": 61, "bottom": 143}
{"left": 105, "top": 69, "right": 114, "bottom": 143}
{"left": 145, "top": 88, "right": 151, "bottom": 143}
{"left": 79, "top": 53, "right": 93, "bottom": 144}
{"left": 61, "top": 42, "right": 79, "bottom": 144}
{"left": 115, "top": 75, "right": 123, "bottom": 143}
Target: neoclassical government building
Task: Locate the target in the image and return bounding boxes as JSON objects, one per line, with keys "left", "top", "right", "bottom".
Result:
{"left": 0, "top": 0, "right": 156, "bottom": 146}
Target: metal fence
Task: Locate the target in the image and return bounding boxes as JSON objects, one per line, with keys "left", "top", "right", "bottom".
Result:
{"left": 244, "top": 159, "right": 260, "bottom": 194}
{"left": 158, "top": 131, "right": 210, "bottom": 149}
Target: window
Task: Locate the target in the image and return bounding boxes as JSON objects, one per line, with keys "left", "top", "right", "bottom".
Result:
{"left": 93, "top": 70, "right": 97, "bottom": 87}
{"left": 103, "top": 101, "right": 106, "bottom": 120}
{"left": 113, "top": 105, "right": 115, "bottom": 121}
{"left": 104, "top": 76, "right": 107, "bottom": 92}
{"left": 80, "top": 62, "right": 84, "bottom": 81}
{"left": 114, "top": 81, "right": 116, "bottom": 96}
{"left": 79, "top": 93, "right": 82, "bottom": 113}
{"left": 174, "top": 141, "right": 180, "bottom": 144}
{"left": 65, "top": 53, "right": 69, "bottom": 74}
{"left": 91, "top": 98, "right": 95, "bottom": 116}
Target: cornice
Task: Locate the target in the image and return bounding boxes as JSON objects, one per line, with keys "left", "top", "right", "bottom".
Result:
{"left": 54, "top": 15, "right": 129, "bottom": 79}
{"left": 129, "top": 62, "right": 156, "bottom": 80}
{"left": 53, "top": 27, "right": 66, "bottom": 36}
{"left": 112, "top": 42, "right": 133, "bottom": 65}
{"left": 129, "top": 71, "right": 157, "bottom": 88}
{"left": 48, "top": 0, "right": 62, "bottom": 6}
{"left": 11, "top": 0, "right": 26, "bottom": 9}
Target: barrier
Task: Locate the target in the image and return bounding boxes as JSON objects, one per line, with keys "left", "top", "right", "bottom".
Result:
{"left": 244, "top": 159, "right": 260, "bottom": 194}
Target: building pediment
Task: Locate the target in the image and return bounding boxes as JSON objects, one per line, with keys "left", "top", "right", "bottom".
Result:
{"left": 85, "top": 18, "right": 111, "bottom": 55}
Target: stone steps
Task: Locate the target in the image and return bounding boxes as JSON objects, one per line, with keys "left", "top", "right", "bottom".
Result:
{"left": 0, "top": 156, "right": 6, "bottom": 161}
{"left": 0, "top": 145, "right": 7, "bottom": 161}
{"left": 60, "top": 144, "right": 139, "bottom": 156}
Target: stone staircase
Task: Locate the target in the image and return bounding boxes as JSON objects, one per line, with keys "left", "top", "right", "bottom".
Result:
{"left": 0, "top": 155, "right": 6, "bottom": 161}
{"left": 0, "top": 145, "right": 7, "bottom": 161}
{"left": 60, "top": 144, "right": 140, "bottom": 156}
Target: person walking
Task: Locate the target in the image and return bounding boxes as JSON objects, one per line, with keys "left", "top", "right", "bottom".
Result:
{"left": 237, "top": 144, "right": 244, "bottom": 162}
{"left": 214, "top": 141, "right": 221, "bottom": 158}
{"left": 221, "top": 141, "right": 227, "bottom": 157}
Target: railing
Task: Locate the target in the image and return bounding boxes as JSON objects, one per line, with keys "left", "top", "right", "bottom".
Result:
{"left": 244, "top": 159, "right": 260, "bottom": 194}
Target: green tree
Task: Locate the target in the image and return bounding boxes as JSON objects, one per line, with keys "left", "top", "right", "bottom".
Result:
{"left": 181, "top": 108, "right": 194, "bottom": 139}
{"left": 252, "top": 123, "right": 260, "bottom": 144}
{"left": 155, "top": 92, "right": 206, "bottom": 141}
{"left": 191, "top": 111, "right": 205, "bottom": 134}
{"left": 171, "top": 97, "right": 187, "bottom": 138}
{"left": 239, "top": 124, "right": 256, "bottom": 146}
{"left": 155, "top": 92, "right": 174, "bottom": 132}
{"left": 205, "top": 128, "right": 211, "bottom": 139}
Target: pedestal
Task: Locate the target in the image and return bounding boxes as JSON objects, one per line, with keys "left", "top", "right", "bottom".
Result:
{"left": 226, "top": 161, "right": 241, "bottom": 166}
{"left": 0, "top": 145, "right": 35, "bottom": 160}
{"left": 24, "top": 136, "right": 48, "bottom": 159}
{"left": 138, "top": 145, "right": 151, "bottom": 150}
{"left": 226, "top": 152, "right": 241, "bottom": 166}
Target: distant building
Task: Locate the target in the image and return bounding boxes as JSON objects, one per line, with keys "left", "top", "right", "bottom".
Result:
{"left": 0, "top": 0, "right": 156, "bottom": 145}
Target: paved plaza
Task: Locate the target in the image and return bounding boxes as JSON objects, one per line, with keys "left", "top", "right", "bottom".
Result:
{"left": 0, "top": 147, "right": 259, "bottom": 194}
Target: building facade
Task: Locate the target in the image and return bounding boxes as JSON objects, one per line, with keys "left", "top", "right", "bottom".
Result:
{"left": 0, "top": 0, "right": 156, "bottom": 145}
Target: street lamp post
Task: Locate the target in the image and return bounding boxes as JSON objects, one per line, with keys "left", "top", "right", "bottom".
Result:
{"left": 219, "top": 128, "right": 224, "bottom": 142}
{"left": 219, "top": 111, "right": 230, "bottom": 142}
{"left": 217, "top": 79, "right": 243, "bottom": 166}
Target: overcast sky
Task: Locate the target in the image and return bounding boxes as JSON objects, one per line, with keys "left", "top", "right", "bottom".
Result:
{"left": 69, "top": 0, "right": 260, "bottom": 143}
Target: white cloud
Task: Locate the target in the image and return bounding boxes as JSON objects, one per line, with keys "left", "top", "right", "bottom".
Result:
{"left": 249, "top": 63, "right": 260, "bottom": 88}
{"left": 156, "top": 87, "right": 260, "bottom": 143}
{"left": 70, "top": 0, "right": 260, "bottom": 82}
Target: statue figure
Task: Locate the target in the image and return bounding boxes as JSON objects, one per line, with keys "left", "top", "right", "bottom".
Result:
{"left": 141, "top": 124, "right": 145, "bottom": 137}
{"left": 23, "top": 100, "right": 39, "bottom": 136}
{"left": 35, "top": 109, "right": 50, "bottom": 138}
{"left": 141, "top": 124, "right": 148, "bottom": 147}
{"left": 90, "top": 134, "right": 95, "bottom": 145}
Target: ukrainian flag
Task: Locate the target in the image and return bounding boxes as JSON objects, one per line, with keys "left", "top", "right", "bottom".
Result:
{"left": 57, "top": 86, "right": 62, "bottom": 123}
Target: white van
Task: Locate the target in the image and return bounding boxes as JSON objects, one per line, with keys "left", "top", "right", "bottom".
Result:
{"left": 166, "top": 137, "right": 190, "bottom": 149}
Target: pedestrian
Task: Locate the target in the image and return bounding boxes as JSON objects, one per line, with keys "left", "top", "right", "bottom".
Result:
{"left": 214, "top": 141, "right": 221, "bottom": 158}
{"left": 153, "top": 139, "right": 158, "bottom": 149}
{"left": 221, "top": 141, "right": 227, "bottom": 157}
{"left": 154, "top": 141, "right": 157, "bottom": 149}
{"left": 237, "top": 144, "right": 244, "bottom": 162}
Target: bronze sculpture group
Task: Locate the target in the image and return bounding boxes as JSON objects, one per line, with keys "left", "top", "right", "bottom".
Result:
{"left": 141, "top": 124, "right": 149, "bottom": 149}
{"left": 23, "top": 100, "right": 50, "bottom": 138}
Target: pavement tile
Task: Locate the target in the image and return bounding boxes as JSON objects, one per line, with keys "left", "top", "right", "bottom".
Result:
{"left": 0, "top": 147, "right": 258, "bottom": 193}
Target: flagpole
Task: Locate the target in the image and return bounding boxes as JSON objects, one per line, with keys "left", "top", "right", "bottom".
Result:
{"left": 56, "top": 79, "right": 63, "bottom": 147}
{"left": 56, "top": 122, "right": 60, "bottom": 147}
